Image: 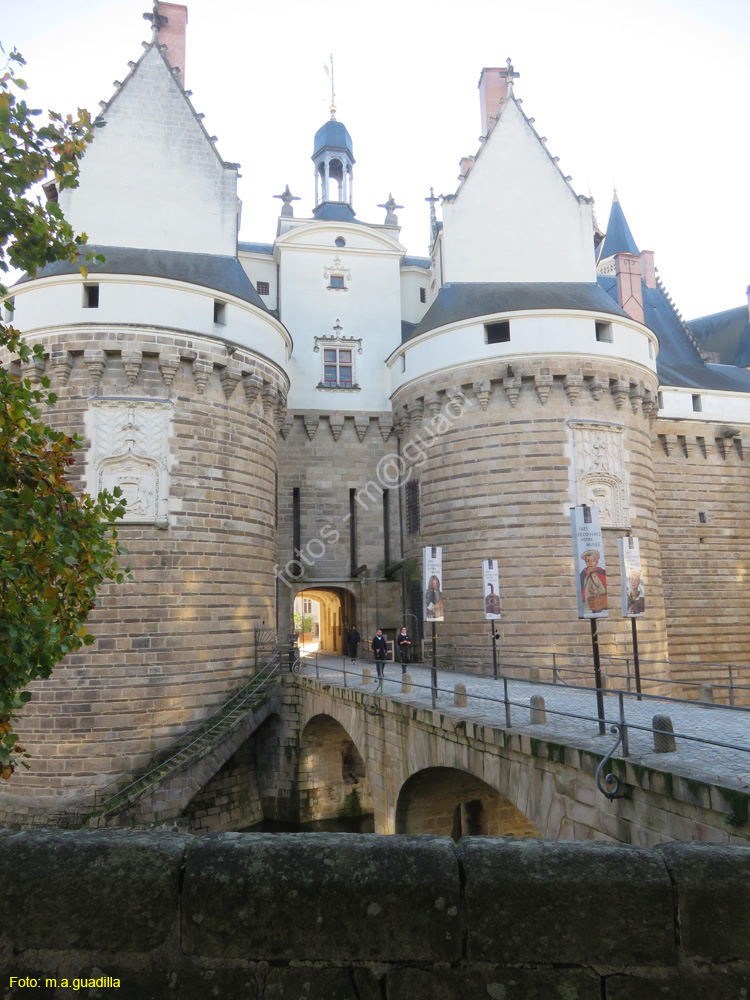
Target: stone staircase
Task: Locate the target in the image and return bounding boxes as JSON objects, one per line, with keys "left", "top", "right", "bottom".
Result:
{"left": 87, "top": 650, "right": 288, "bottom": 826}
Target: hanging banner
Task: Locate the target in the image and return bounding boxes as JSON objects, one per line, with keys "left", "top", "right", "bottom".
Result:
{"left": 423, "top": 546, "right": 444, "bottom": 622}
{"left": 619, "top": 536, "right": 645, "bottom": 617}
{"left": 570, "top": 505, "right": 608, "bottom": 619}
{"left": 483, "top": 559, "right": 501, "bottom": 619}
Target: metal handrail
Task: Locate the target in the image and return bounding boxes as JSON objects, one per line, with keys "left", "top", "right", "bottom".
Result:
{"left": 91, "top": 649, "right": 284, "bottom": 814}
{"left": 297, "top": 660, "right": 750, "bottom": 761}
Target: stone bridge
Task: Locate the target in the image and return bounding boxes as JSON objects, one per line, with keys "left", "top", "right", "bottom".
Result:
{"left": 126, "top": 670, "right": 750, "bottom": 847}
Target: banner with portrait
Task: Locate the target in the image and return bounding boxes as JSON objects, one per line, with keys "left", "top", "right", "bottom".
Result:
{"left": 423, "top": 546, "right": 444, "bottom": 622}
{"left": 619, "top": 536, "right": 645, "bottom": 617}
{"left": 482, "top": 559, "right": 501, "bottom": 620}
{"left": 570, "top": 505, "right": 608, "bottom": 619}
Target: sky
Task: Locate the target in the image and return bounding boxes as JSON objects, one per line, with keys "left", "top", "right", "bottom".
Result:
{"left": 3, "top": 0, "right": 749, "bottom": 320}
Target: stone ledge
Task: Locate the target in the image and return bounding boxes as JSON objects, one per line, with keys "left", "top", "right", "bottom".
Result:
{"left": 2, "top": 831, "right": 750, "bottom": 996}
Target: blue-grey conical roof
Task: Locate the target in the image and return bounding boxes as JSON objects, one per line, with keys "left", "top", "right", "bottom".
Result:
{"left": 598, "top": 193, "right": 640, "bottom": 259}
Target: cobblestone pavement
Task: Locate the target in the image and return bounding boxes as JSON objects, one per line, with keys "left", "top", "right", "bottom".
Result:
{"left": 299, "top": 653, "right": 750, "bottom": 790}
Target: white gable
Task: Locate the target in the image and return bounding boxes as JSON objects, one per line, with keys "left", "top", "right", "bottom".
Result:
{"left": 58, "top": 46, "right": 238, "bottom": 256}
{"left": 441, "top": 99, "right": 596, "bottom": 284}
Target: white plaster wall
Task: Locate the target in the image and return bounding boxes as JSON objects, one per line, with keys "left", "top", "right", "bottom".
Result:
{"left": 13, "top": 275, "right": 290, "bottom": 368}
{"left": 278, "top": 225, "right": 403, "bottom": 412}
{"left": 57, "top": 46, "right": 238, "bottom": 256}
{"left": 389, "top": 312, "right": 657, "bottom": 393}
{"left": 659, "top": 387, "right": 750, "bottom": 425}
{"left": 239, "top": 253, "right": 277, "bottom": 310}
{"left": 400, "top": 268, "right": 430, "bottom": 325}
{"left": 441, "top": 100, "right": 595, "bottom": 284}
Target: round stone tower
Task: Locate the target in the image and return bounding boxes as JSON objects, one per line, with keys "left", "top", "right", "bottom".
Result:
{"left": 386, "top": 65, "right": 670, "bottom": 673}
{"left": 0, "top": 23, "right": 290, "bottom": 825}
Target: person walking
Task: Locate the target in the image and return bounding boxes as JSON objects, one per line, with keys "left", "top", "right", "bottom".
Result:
{"left": 371, "top": 629, "right": 387, "bottom": 679}
{"left": 346, "top": 624, "right": 361, "bottom": 661}
{"left": 397, "top": 626, "right": 412, "bottom": 673}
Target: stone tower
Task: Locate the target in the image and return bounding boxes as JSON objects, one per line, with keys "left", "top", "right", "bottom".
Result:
{"left": 0, "top": 9, "right": 289, "bottom": 825}
{"left": 388, "top": 65, "right": 669, "bottom": 667}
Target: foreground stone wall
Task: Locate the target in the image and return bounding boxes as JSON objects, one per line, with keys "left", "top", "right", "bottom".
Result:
{"left": 1, "top": 831, "right": 748, "bottom": 999}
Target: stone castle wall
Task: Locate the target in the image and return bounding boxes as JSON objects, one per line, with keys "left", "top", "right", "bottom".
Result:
{"left": 0, "top": 328, "right": 287, "bottom": 825}
{"left": 654, "top": 419, "right": 750, "bottom": 687}
{"left": 276, "top": 410, "right": 401, "bottom": 643}
{"left": 2, "top": 831, "right": 748, "bottom": 998}
{"left": 392, "top": 355, "right": 667, "bottom": 672}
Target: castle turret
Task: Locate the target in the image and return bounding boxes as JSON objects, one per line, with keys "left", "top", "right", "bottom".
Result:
{"left": 387, "top": 62, "right": 668, "bottom": 669}
{"left": 312, "top": 116, "right": 356, "bottom": 222}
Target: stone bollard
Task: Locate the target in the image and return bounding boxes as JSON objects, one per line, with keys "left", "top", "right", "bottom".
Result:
{"left": 402, "top": 673, "right": 413, "bottom": 694}
{"left": 362, "top": 666, "right": 372, "bottom": 685}
{"left": 528, "top": 667, "right": 541, "bottom": 683}
{"left": 530, "top": 694, "right": 547, "bottom": 724}
{"left": 699, "top": 683, "right": 715, "bottom": 704}
{"left": 454, "top": 683, "right": 468, "bottom": 707}
{"left": 652, "top": 714, "right": 677, "bottom": 752}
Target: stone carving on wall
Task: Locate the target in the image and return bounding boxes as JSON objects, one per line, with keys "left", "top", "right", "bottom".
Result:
{"left": 87, "top": 399, "right": 172, "bottom": 526}
{"left": 570, "top": 421, "right": 628, "bottom": 528}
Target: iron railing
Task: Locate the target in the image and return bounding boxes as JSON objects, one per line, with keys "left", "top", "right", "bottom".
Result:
{"left": 89, "top": 647, "right": 289, "bottom": 821}
{"left": 295, "top": 655, "right": 750, "bottom": 787}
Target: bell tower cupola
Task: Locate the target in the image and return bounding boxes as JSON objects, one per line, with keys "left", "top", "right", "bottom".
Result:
{"left": 312, "top": 110, "right": 356, "bottom": 222}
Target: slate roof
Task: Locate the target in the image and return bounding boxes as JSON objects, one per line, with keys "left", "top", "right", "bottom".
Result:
{"left": 597, "top": 272, "right": 750, "bottom": 393}
{"left": 689, "top": 306, "right": 750, "bottom": 367}
{"left": 402, "top": 256, "right": 430, "bottom": 269}
{"left": 313, "top": 119, "right": 354, "bottom": 159}
{"left": 239, "top": 242, "right": 274, "bottom": 255}
{"left": 407, "top": 282, "right": 627, "bottom": 339}
{"left": 598, "top": 196, "right": 639, "bottom": 260}
{"left": 401, "top": 320, "right": 419, "bottom": 343}
{"left": 17, "top": 245, "right": 269, "bottom": 311}
{"left": 311, "top": 202, "right": 357, "bottom": 223}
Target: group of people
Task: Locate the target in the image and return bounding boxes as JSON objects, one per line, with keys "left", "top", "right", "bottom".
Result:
{"left": 345, "top": 624, "right": 413, "bottom": 679}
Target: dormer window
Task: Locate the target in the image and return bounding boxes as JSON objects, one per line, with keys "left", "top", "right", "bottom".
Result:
{"left": 324, "top": 255, "right": 351, "bottom": 291}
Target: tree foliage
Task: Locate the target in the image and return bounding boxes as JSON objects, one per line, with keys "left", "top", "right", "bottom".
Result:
{"left": 0, "top": 47, "right": 126, "bottom": 779}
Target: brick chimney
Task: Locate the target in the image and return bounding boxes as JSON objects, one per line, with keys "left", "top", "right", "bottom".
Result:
{"left": 614, "top": 253, "right": 644, "bottom": 324}
{"left": 157, "top": 3, "right": 188, "bottom": 86}
{"left": 639, "top": 250, "right": 656, "bottom": 289}
{"left": 478, "top": 68, "right": 509, "bottom": 136}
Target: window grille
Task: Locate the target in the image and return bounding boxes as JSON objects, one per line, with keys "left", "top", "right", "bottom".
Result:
{"left": 405, "top": 480, "right": 420, "bottom": 536}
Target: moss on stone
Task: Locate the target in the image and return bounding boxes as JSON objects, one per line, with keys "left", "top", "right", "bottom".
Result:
{"left": 546, "top": 742, "right": 566, "bottom": 765}
{"left": 722, "top": 788, "right": 750, "bottom": 828}
{"left": 338, "top": 789, "right": 363, "bottom": 817}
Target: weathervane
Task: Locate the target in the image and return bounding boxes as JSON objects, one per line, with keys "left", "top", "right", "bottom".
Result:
{"left": 324, "top": 54, "right": 337, "bottom": 119}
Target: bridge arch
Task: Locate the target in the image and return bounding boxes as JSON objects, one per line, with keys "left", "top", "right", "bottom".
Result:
{"left": 395, "top": 766, "right": 540, "bottom": 840}
{"left": 299, "top": 713, "right": 374, "bottom": 825}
